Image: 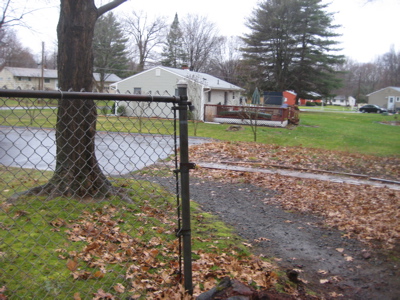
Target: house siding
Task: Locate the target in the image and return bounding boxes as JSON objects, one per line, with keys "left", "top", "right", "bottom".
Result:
{"left": 283, "top": 91, "right": 296, "bottom": 105}
{"left": 0, "top": 68, "right": 58, "bottom": 90}
{"left": 115, "top": 68, "right": 189, "bottom": 119}
{"left": 367, "top": 87, "right": 400, "bottom": 112}
{"left": 0, "top": 67, "right": 120, "bottom": 92}
{"left": 112, "top": 67, "right": 244, "bottom": 121}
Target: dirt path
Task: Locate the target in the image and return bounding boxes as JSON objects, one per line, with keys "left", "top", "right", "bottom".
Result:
{"left": 187, "top": 177, "right": 400, "bottom": 300}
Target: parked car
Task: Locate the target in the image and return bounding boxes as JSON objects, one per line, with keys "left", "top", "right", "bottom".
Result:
{"left": 359, "top": 104, "right": 388, "bottom": 113}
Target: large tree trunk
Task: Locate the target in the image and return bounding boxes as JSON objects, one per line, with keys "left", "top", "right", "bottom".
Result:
{"left": 27, "top": 0, "right": 128, "bottom": 200}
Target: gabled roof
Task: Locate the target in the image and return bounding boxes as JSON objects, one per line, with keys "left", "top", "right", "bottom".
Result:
{"left": 4, "top": 67, "right": 121, "bottom": 83}
{"left": 93, "top": 73, "right": 121, "bottom": 83}
{"left": 5, "top": 67, "right": 58, "bottom": 78}
{"left": 112, "top": 66, "right": 244, "bottom": 91}
{"left": 367, "top": 86, "right": 400, "bottom": 96}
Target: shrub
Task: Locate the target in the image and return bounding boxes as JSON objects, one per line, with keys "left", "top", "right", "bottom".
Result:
{"left": 101, "top": 106, "right": 108, "bottom": 115}
{"left": 117, "top": 105, "right": 126, "bottom": 116}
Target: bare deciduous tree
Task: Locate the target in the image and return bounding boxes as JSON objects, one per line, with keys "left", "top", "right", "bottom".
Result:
{"left": 0, "top": 29, "right": 37, "bottom": 69}
{"left": 124, "top": 11, "right": 167, "bottom": 72}
{"left": 181, "top": 14, "right": 223, "bottom": 72}
{"left": 376, "top": 46, "right": 400, "bottom": 87}
{"left": 208, "top": 36, "right": 244, "bottom": 86}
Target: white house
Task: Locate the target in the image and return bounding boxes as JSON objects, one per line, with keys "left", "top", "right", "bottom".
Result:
{"left": 0, "top": 66, "right": 121, "bottom": 91}
{"left": 110, "top": 66, "right": 245, "bottom": 121}
{"left": 330, "top": 95, "right": 356, "bottom": 107}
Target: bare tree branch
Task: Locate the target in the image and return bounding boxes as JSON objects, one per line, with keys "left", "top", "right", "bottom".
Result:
{"left": 0, "top": 0, "right": 51, "bottom": 30}
{"left": 97, "top": 0, "right": 128, "bottom": 17}
{"left": 124, "top": 11, "right": 167, "bottom": 71}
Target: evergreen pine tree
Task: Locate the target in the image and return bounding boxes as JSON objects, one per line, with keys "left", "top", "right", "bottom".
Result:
{"left": 161, "top": 13, "right": 186, "bottom": 68}
{"left": 242, "top": 0, "right": 344, "bottom": 101}
{"left": 93, "top": 12, "right": 130, "bottom": 90}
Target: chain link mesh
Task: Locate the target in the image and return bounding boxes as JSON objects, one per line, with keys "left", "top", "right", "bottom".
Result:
{"left": 0, "top": 90, "right": 187, "bottom": 299}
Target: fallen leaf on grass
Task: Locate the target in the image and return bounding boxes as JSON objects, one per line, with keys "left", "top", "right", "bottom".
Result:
{"left": 93, "top": 289, "right": 115, "bottom": 300}
{"left": 113, "top": 283, "right": 125, "bottom": 293}
{"left": 66, "top": 259, "right": 78, "bottom": 272}
{"left": 73, "top": 292, "right": 81, "bottom": 300}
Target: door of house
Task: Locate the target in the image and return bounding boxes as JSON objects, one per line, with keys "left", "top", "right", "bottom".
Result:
{"left": 388, "top": 96, "right": 395, "bottom": 112}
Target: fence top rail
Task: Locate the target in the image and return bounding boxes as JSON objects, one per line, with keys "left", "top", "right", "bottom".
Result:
{"left": 0, "top": 89, "right": 181, "bottom": 103}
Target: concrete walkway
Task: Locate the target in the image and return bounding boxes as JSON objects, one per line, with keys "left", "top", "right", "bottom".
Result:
{"left": 196, "top": 161, "right": 400, "bottom": 190}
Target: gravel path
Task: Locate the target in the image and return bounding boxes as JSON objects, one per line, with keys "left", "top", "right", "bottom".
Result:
{"left": 140, "top": 173, "right": 400, "bottom": 300}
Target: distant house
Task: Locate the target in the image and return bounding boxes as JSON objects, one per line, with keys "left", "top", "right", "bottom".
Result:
{"left": 0, "top": 66, "right": 121, "bottom": 91}
{"left": 367, "top": 86, "right": 400, "bottom": 112}
{"left": 0, "top": 67, "right": 58, "bottom": 90}
{"left": 330, "top": 95, "right": 356, "bottom": 107}
{"left": 110, "top": 66, "right": 245, "bottom": 120}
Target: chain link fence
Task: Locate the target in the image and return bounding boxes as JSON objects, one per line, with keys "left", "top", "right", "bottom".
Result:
{"left": 0, "top": 88, "right": 195, "bottom": 299}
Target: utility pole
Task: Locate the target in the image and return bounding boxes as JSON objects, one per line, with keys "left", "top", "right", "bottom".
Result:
{"left": 40, "top": 42, "right": 45, "bottom": 90}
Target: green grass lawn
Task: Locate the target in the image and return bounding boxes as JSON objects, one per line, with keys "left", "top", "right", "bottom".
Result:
{"left": 188, "top": 112, "right": 399, "bottom": 156}
{"left": 298, "top": 105, "right": 356, "bottom": 112}
{"left": 1, "top": 107, "right": 398, "bottom": 156}
{"left": 0, "top": 167, "right": 251, "bottom": 299}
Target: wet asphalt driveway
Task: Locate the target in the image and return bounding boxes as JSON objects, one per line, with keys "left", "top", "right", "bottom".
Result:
{"left": 0, "top": 126, "right": 208, "bottom": 175}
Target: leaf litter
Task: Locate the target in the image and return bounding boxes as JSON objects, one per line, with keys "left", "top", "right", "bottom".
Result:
{"left": 53, "top": 203, "right": 284, "bottom": 299}
{"left": 189, "top": 141, "right": 400, "bottom": 248}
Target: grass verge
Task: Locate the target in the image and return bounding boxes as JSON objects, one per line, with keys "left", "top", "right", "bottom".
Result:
{"left": 0, "top": 166, "right": 282, "bottom": 299}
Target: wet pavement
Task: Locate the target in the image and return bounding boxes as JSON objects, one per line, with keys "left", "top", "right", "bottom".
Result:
{"left": 0, "top": 127, "right": 209, "bottom": 175}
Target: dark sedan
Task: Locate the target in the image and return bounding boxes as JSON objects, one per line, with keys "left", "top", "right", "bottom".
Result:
{"left": 359, "top": 104, "right": 388, "bottom": 113}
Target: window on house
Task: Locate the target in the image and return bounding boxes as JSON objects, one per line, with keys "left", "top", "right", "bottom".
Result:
{"left": 175, "top": 89, "right": 179, "bottom": 96}
{"left": 18, "top": 77, "right": 31, "bottom": 81}
{"left": 232, "top": 92, "right": 235, "bottom": 99}
{"left": 44, "top": 78, "right": 50, "bottom": 83}
{"left": 396, "top": 97, "right": 400, "bottom": 102}
{"left": 208, "top": 91, "right": 211, "bottom": 102}
{"left": 133, "top": 87, "right": 142, "bottom": 95}
{"left": 155, "top": 69, "right": 161, "bottom": 77}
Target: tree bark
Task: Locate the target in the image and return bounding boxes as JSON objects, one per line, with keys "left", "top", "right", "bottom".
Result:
{"left": 27, "top": 0, "right": 128, "bottom": 200}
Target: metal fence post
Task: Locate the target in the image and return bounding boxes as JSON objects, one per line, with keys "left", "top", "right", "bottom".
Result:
{"left": 177, "top": 80, "right": 194, "bottom": 294}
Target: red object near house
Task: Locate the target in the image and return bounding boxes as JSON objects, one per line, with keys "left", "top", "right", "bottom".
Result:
{"left": 283, "top": 91, "right": 321, "bottom": 105}
{"left": 283, "top": 91, "right": 296, "bottom": 105}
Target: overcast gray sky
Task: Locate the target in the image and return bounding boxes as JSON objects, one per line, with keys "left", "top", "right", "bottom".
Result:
{"left": 15, "top": 0, "right": 400, "bottom": 63}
